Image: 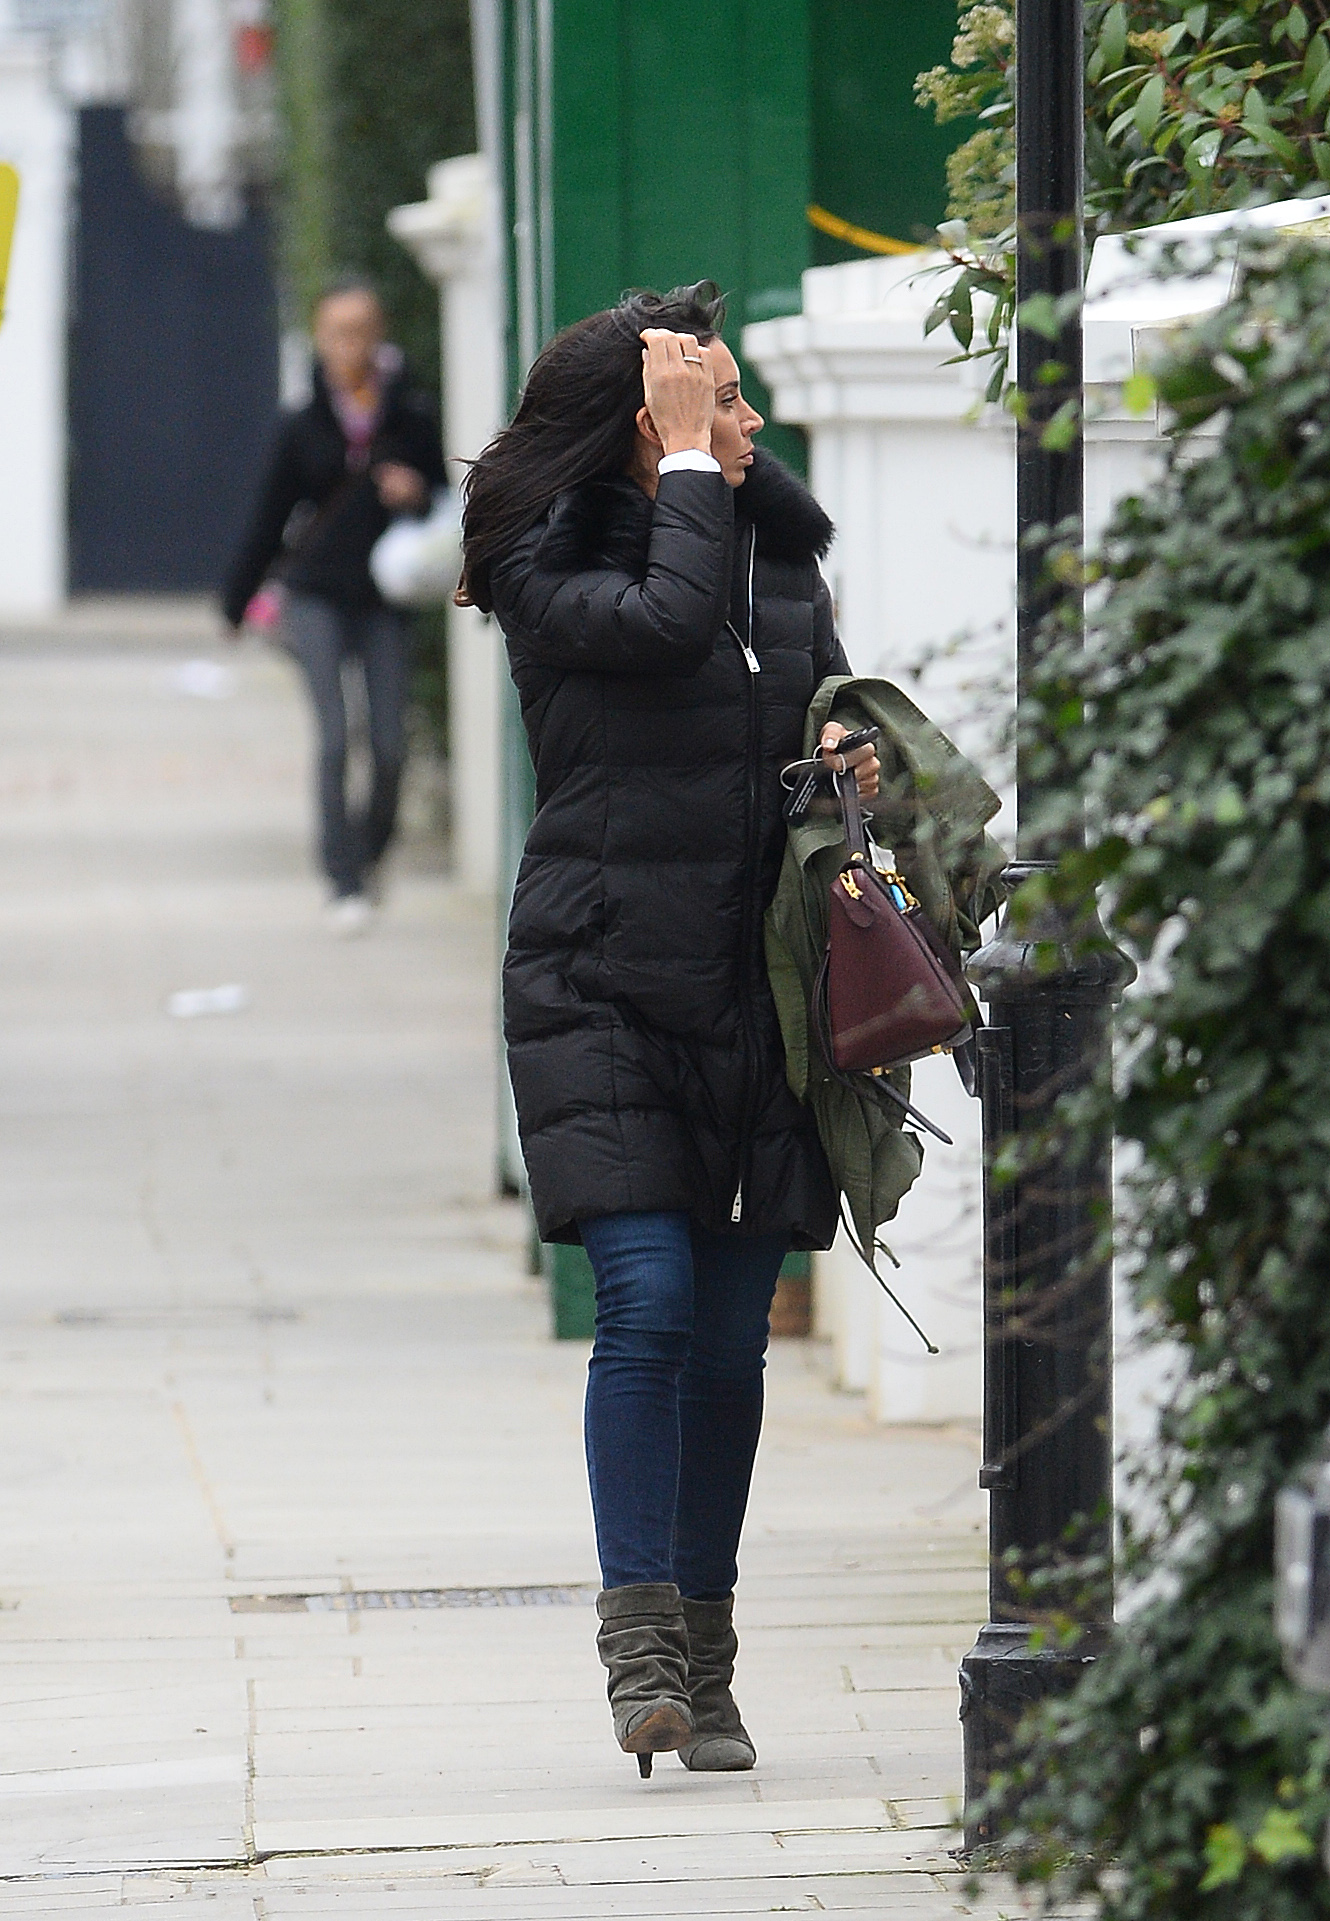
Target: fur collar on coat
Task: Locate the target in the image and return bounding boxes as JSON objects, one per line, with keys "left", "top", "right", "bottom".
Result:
{"left": 531, "top": 445, "right": 835, "bottom": 582}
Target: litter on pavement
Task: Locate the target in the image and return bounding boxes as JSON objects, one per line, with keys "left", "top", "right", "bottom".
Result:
{"left": 169, "top": 659, "right": 235, "bottom": 699}
{"left": 167, "top": 984, "right": 249, "bottom": 1019}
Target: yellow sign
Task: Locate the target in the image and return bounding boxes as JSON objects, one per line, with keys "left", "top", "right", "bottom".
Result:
{"left": 0, "top": 165, "right": 19, "bottom": 328}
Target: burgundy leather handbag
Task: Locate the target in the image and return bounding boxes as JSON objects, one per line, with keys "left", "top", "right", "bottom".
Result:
{"left": 813, "top": 769, "right": 977, "bottom": 1144}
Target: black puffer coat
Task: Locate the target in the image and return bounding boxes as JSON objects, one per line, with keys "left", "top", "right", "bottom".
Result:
{"left": 491, "top": 448, "right": 849, "bottom": 1250}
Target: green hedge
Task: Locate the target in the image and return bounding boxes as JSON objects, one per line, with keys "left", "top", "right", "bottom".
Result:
{"left": 271, "top": 0, "right": 475, "bottom": 393}
{"left": 998, "top": 235, "right": 1330, "bottom": 1919}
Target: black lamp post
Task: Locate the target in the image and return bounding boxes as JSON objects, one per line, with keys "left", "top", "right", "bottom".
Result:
{"left": 958, "top": 0, "right": 1134, "bottom": 1848}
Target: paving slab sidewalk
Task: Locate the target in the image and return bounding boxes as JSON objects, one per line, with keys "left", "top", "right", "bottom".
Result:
{"left": 0, "top": 607, "right": 1047, "bottom": 1917}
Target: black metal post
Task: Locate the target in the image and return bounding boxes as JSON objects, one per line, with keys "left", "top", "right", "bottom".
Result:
{"left": 958, "top": 0, "right": 1134, "bottom": 1848}
{"left": 1012, "top": 0, "right": 1086, "bottom": 725}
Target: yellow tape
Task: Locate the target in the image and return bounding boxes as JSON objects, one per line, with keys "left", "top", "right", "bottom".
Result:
{"left": 806, "top": 203, "right": 926, "bottom": 258}
{"left": 0, "top": 166, "right": 19, "bottom": 328}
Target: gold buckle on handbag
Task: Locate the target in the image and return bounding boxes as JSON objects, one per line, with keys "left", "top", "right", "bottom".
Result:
{"left": 841, "top": 860, "right": 918, "bottom": 913}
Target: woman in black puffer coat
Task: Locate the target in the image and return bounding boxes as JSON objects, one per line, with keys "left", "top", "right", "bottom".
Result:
{"left": 460, "top": 283, "right": 878, "bottom": 1777}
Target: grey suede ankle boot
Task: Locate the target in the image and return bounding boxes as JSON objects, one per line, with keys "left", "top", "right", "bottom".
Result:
{"left": 595, "top": 1583, "right": 694, "bottom": 1777}
{"left": 678, "top": 1594, "right": 757, "bottom": 1771}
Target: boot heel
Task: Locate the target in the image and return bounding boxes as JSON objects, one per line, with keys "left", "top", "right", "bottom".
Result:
{"left": 596, "top": 1583, "right": 694, "bottom": 1772}
{"left": 621, "top": 1699, "right": 692, "bottom": 1757}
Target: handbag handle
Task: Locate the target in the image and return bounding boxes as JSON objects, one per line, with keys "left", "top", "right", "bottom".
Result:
{"left": 835, "top": 765, "right": 871, "bottom": 863}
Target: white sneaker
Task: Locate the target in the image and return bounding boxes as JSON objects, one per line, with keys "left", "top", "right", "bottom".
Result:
{"left": 325, "top": 893, "right": 372, "bottom": 937}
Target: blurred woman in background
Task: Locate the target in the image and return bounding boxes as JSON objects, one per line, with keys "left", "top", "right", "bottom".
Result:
{"left": 223, "top": 278, "right": 445, "bottom": 932}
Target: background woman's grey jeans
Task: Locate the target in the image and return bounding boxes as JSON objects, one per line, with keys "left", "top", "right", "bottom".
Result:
{"left": 284, "top": 591, "right": 409, "bottom": 898}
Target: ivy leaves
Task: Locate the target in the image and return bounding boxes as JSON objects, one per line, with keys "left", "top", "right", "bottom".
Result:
{"left": 1002, "top": 237, "right": 1330, "bottom": 1918}
{"left": 1092, "top": 0, "right": 1330, "bottom": 218}
{"left": 911, "top": 23, "right": 1330, "bottom": 1895}
{"left": 915, "top": 0, "right": 1330, "bottom": 394}
{"left": 1202, "top": 1805, "right": 1318, "bottom": 1891}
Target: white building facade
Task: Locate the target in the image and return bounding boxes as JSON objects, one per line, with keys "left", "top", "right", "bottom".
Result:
{"left": 0, "top": 21, "right": 74, "bottom": 614}
{"left": 0, "top": 0, "right": 272, "bottom": 617}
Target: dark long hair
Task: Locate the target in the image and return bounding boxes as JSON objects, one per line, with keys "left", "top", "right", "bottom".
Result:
{"left": 457, "top": 280, "right": 727, "bottom": 612}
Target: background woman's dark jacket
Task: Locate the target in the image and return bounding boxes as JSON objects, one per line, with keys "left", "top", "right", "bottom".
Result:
{"left": 222, "top": 364, "right": 445, "bottom": 626}
{"left": 491, "top": 447, "right": 848, "bottom": 1250}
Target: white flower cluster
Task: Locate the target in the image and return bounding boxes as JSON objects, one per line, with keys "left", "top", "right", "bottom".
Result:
{"left": 952, "top": 3, "right": 1014, "bottom": 70}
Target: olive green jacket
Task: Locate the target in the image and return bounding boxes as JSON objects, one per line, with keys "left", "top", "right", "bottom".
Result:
{"left": 764, "top": 676, "right": 1008, "bottom": 1285}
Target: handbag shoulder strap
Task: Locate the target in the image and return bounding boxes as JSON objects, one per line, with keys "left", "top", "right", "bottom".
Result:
{"left": 287, "top": 472, "right": 363, "bottom": 562}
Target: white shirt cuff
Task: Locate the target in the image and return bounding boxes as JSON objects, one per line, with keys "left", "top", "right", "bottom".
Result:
{"left": 657, "top": 450, "right": 721, "bottom": 476}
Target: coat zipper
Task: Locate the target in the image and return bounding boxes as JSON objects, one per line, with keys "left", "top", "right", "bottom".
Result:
{"left": 729, "top": 527, "right": 761, "bottom": 1224}
{"left": 725, "top": 534, "right": 760, "bottom": 675}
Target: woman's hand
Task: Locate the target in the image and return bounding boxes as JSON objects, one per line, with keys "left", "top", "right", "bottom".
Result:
{"left": 373, "top": 462, "right": 428, "bottom": 512}
{"left": 820, "top": 721, "right": 880, "bottom": 801}
{"left": 639, "top": 329, "right": 715, "bottom": 458}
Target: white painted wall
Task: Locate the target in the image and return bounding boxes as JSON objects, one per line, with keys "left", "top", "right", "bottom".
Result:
{"left": 1077, "top": 208, "right": 1307, "bottom": 1499}
{"left": 0, "top": 41, "right": 68, "bottom": 615}
{"left": 746, "top": 252, "right": 1186, "bottom": 1432}
{"left": 167, "top": 0, "right": 243, "bottom": 228}
{"left": 389, "top": 153, "right": 505, "bottom": 896}
{"left": 746, "top": 254, "right": 1012, "bottom": 1423}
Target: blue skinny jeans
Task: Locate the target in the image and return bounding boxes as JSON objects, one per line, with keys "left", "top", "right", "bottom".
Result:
{"left": 579, "top": 1211, "right": 787, "bottom": 1601}
{"left": 284, "top": 591, "right": 409, "bottom": 897}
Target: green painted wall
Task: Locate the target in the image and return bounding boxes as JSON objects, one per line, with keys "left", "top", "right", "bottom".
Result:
{"left": 811, "top": 0, "right": 959, "bottom": 264}
{"left": 503, "top": 0, "right": 810, "bottom": 469}
{"left": 498, "top": 1, "right": 961, "bottom": 403}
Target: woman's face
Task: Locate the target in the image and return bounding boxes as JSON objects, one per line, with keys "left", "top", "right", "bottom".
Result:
{"left": 314, "top": 290, "right": 384, "bottom": 392}
{"left": 706, "top": 341, "right": 765, "bottom": 487}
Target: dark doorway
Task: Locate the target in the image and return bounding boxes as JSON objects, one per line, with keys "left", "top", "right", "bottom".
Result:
{"left": 69, "top": 107, "right": 279, "bottom": 593}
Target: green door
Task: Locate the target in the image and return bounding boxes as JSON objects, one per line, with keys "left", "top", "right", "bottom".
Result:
{"left": 502, "top": 0, "right": 812, "bottom": 470}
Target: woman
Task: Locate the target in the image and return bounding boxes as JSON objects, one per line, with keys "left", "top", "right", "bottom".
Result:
{"left": 459, "top": 282, "right": 878, "bottom": 1774}
{"left": 223, "top": 278, "right": 445, "bottom": 931}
